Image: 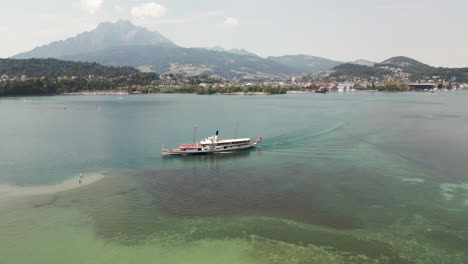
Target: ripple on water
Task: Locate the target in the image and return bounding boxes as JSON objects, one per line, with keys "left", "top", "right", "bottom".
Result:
{"left": 440, "top": 183, "right": 468, "bottom": 201}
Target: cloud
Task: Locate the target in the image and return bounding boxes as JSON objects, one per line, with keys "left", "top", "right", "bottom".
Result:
{"left": 79, "top": 0, "right": 104, "bottom": 14}
{"left": 224, "top": 17, "right": 239, "bottom": 26}
{"left": 131, "top": 2, "right": 167, "bottom": 18}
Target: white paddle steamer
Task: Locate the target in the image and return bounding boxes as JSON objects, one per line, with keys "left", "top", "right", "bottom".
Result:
{"left": 162, "top": 130, "right": 262, "bottom": 156}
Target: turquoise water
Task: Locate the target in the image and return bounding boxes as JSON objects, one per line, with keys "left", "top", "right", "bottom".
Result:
{"left": 1, "top": 92, "right": 468, "bottom": 263}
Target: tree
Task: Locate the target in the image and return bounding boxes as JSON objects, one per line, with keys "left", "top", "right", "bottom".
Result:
{"left": 376, "top": 82, "right": 410, "bottom": 92}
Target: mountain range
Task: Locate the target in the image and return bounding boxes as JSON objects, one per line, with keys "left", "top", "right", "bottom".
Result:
{"left": 12, "top": 20, "right": 345, "bottom": 79}
{"left": 14, "top": 21, "right": 174, "bottom": 59}
{"left": 317, "top": 56, "right": 468, "bottom": 82}
{"left": 11, "top": 20, "right": 466, "bottom": 81}
{"left": 203, "top": 46, "right": 258, "bottom": 57}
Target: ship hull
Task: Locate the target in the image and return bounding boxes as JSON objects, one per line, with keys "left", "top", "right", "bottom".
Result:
{"left": 162, "top": 143, "right": 255, "bottom": 156}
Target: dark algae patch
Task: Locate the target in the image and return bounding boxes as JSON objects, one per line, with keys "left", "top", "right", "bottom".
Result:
{"left": 72, "top": 171, "right": 412, "bottom": 263}
{"left": 140, "top": 166, "right": 362, "bottom": 229}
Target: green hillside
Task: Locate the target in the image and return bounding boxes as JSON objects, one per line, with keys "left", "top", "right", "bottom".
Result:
{"left": 0, "top": 58, "right": 138, "bottom": 78}
{"left": 267, "top": 55, "right": 343, "bottom": 74}
{"left": 378, "top": 56, "right": 468, "bottom": 81}
{"left": 60, "top": 46, "right": 296, "bottom": 79}
{"left": 326, "top": 57, "right": 468, "bottom": 82}
{"left": 329, "top": 63, "right": 392, "bottom": 79}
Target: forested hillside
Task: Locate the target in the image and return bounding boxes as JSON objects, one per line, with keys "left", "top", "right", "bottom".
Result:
{"left": 0, "top": 58, "right": 138, "bottom": 78}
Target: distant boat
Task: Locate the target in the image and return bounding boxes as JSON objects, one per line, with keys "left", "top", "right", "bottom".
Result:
{"left": 162, "top": 130, "right": 262, "bottom": 156}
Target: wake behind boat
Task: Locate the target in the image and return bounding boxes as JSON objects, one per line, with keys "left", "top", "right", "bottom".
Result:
{"left": 162, "top": 130, "right": 262, "bottom": 156}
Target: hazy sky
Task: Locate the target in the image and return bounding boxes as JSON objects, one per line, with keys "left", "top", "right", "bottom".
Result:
{"left": 1, "top": 0, "right": 467, "bottom": 67}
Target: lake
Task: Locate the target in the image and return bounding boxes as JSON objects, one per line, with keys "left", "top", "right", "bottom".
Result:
{"left": 1, "top": 92, "right": 468, "bottom": 264}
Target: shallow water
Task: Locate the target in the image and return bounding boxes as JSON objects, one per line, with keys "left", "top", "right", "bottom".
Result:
{"left": 1, "top": 92, "right": 468, "bottom": 263}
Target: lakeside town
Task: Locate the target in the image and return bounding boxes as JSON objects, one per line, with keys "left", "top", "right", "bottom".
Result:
{"left": 2, "top": 55, "right": 468, "bottom": 97}
{"left": 1, "top": 71, "right": 466, "bottom": 96}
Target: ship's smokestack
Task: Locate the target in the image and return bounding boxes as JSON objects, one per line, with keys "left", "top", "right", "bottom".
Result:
{"left": 216, "top": 130, "right": 219, "bottom": 136}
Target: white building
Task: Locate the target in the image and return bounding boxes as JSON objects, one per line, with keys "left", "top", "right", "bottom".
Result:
{"left": 337, "top": 83, "right": 354, "bottom": 92}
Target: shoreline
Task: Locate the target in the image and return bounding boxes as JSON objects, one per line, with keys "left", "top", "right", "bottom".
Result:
{"left": 2, "top": 89, "right": 465, "bottom": 98}
{"left": 215, "top": 92, "right": 269, "bottom": 95}
{"left": 63, "top": 91, "right": 129, "bottom": 95}
{"left": 0, "top": 173, "right": 105, "bottom": 198}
